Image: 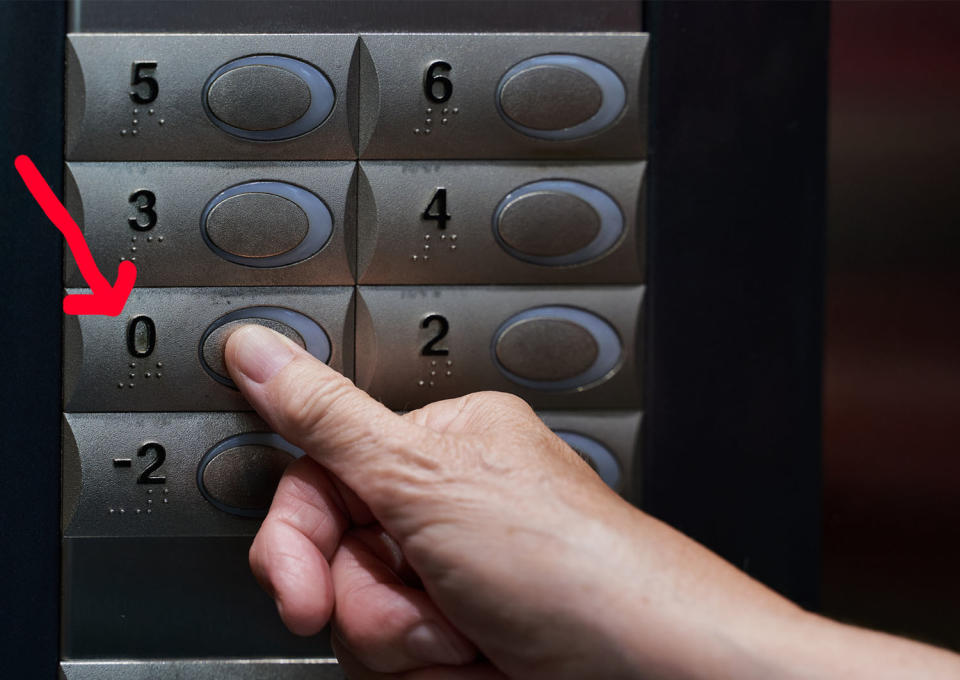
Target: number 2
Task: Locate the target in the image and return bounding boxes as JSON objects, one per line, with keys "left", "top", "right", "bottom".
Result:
{"left": 421, "top": 314, "right": 450, "bottom": 356}
{"left": 136, "top": 443, "right": 166, "bottom": 484}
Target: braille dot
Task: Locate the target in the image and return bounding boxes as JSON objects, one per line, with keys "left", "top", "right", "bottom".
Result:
{"left": 418, "top": 380, "right": 425, "bottom": 386}
{"left": 423, "top": 244, "right": 430, "bottom": 251}
{"left": 441, "top": 118, "right": 448, "bottom": 125}
{"left": 132, "top": 119, "right": 139, "bottom": 125}
{"left": 163, "top": 488, "right": 168, "bottom": 494}
{"left": 119, "top": 256, "right": 125, "bottom": 262}
{"left": 426, "top": 108, "right": 433, "bottom": 114}
{"left": 163, "top": 498, "right": 168, "bottom": 504}
{"left": 133, "top": 108, "right": 139, "bottom": 114}
{"left": 145, "top": 372, "right": 151, "bottom": 378}
{"left": 450, "top": 244, "right": 457, "bottom": 251}
{"left": 129, "top": 373, "right": 135, "bottom": 379}
{"left": 131, "top": 130, "right": 138, "bottom": 136}
{"left": 119, "top": 508, "right": 125, "bottom": 514}
{"left": 450, "top": 234, "right": 458, "bottom": 241}
{"left": 131, "top": 257, "right": 136, "bottom": 261}
{"left": 121, "top": 129, "right": 127, "bottom": 135}
{"left": 109, "top": 508, "right": 115, "bottom": 514}
{"left": 130, "top": 247, "right": 137, "bottom": 252}
{"left": 442, "top": 107, "right": 449, "bottom": 114}
{"left": 131, "top": 236, "right": 137, "bottom": 242}
{"left": 158, "top": 236, "right": 164, "bottom": 242}
{"left": 423, "top": 255, "right": 430, "bottom": 261}
{"left": 430, "top": 361, "right": 437, "bottom": 367}
{"left": 147, "top": 489, "right": 153, "bottom": 494}
{"left": 148, "top": 499, "right": 153, "bottom": 505}
{"left": 453, "top": 107, "right": 459, "bottom": 114}
{"left": 424, "top": 234, "right": 431, "bottom": 240}
{"left": 148, "top": 108, "right": 155, "bottom": 115}
{"left": 130, "top": 363, "right": 136, "bottom": 368}
{"left": 147, "top": 509, "right": 152, "bottom": 514}
{"left": 411, "top": 255, "right": 418, "bottom": 261}
{"left": 156, "top": 372, "right": 162, "bottom": 378}
{"left": 424, "top": 128, "right": 432, "bottom": 134}
{"left": 446, "top": 370, "right": 453, "bottom": 377}
{"left": 425, "top": 118, "right": 432, "bottom": 125}
{"left": 430, "top": 371, "right": 436, "bottom": 376}
{"left": 159, "top": 119, "right": 165, "bottom": 125}
{"left": 128, "top": 383, "right": 134, "bottom": 388}
{"left": 429, "top": 381, "right": 435, "bottom": 387}
{"left": 117, "top": 383, "right": 124, "bottom": 389}
{"left": 136, "top": 508, "right": 141, "bottom": 514}
{"left": 147, "top": 236, "right": 152, "bottom": 242}
{"left": 446, "top": 360, "right": 453, "bottom": 366}
{"left": 440, "top": 233, "right": 446, "bottom": 239}
{"left": 414, "top": 128, "right": 421, "bottom": 134}
{"left": 156, "top": 362, "right": 163, "bottom": 368}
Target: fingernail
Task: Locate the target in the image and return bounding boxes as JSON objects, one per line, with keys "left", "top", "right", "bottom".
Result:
{"left": 405, "top": 621, "right": 473, "bottom": 666}
{"left": 228, "top": 325, "right": 297, "bottom": 384}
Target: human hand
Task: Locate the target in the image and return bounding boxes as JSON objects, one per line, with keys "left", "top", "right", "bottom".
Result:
{"left": 225, "top": 325, "right": 960, "bottom": 680}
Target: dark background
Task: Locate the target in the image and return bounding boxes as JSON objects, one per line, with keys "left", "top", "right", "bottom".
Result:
{"left": 823, "top": 1, "right": 960, "bottom": 650}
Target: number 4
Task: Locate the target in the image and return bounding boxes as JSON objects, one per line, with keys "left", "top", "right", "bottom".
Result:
{"left": 423, "top": 188, "right": 450, "bottom": 230}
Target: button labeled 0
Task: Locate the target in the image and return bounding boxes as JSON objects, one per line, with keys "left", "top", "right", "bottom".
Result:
{"left": 494, "top": 180, "right": 625, "bottom": 266}
{"left": 201, "top": 181, "right": 332, "bottom": 267}
{"left": 197, "top": 432, "right": 304, "bottom": 518}
{"left": 492, "top": 306, "right": 622, "bottom": 391}
{"left": 203, "top": 55, "right": 335, "bottom": 141}
{"left": 199, "top": 307, "right": 331, "bottom": 388}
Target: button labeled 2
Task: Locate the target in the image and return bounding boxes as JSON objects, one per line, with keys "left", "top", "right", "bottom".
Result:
{"left": 355, "top": 286, "right": 643, "bottom": 410}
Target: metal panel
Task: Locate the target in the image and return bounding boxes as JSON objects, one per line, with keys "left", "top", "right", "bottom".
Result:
{"left": 64, "top": 162, "right": 356, "bottom": 286}
{"left": 358, "top": 161, "right": 644, "bottom": 284}
{"left": 61, "top": 660, "right": 344, "bottom": 680}
{"left": 63, "top": 287, "right": 355, "bottom": 412}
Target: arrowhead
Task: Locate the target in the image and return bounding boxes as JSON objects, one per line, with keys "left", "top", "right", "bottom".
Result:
{"left": 63, "top": 261, "right": 138, "bottom": 316}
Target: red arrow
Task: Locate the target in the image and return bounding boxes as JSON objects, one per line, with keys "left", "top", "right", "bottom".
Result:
{"left": 15, "top": 154, "right": 136, "bottom": 316}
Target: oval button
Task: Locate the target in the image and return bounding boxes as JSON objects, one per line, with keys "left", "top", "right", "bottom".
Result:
{"left": 203, "top": 55, "right": 335, "bottom": 141}
{"left": 494, "top": 180, "right": 624, "bottom": 266}
{"left": 197, "top": 433, "right": 304, "bottom": 518}
{"left": 500, "top": 66, "right": 602, "bottom": 130}
{"left": 554, "top": 431, "right": 622, "bottom": 490}
{"left": 496, "top": 55, "right": 626, "bottom": 141}
{"left": 199, "top": 307, "right": 331, "bottom": 388}
{"left": 492, "top": 306, "right": 622, "bottom": 391}
{"left": 201, "top": 181, "right": 332, "bottom": 268}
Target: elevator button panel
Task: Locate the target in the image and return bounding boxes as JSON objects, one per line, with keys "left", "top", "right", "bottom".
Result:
{"left": 356, "top": 286, "right": 643, "bottom": 410}
{"left": 65, "top": 34, "right": 357, "bottom": 160}
{"left": 357, "top": 33, "right": 647, "bottom": 158}
{"left": 357, "top": 161, "right": 644, "bottom": 284}
{"left": 63, "top": 162, "right": 356, "bottom": 286}
{"left": 63, "top": 287, "right": 354, "bottom": 412}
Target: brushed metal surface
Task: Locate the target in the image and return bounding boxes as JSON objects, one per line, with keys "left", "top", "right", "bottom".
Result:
{"left": 66, "top": 34, "right": 357, "bottom": 160}
{"left": 207, "top": 65, "right": 312, "bottom": 131}
{"left": 499, "top": 65, "right": 602, "bottom": 130}
{"left": 355, "top": 285, "right": 643, "bottom": 410}
{"left": 495, "top": 318, "right": 599, "bottom": 381}
{"left": 63, "top": 162, "right": 356, "bottom": 286}
{"left": 357, "top": 161, "right": 644, "bottom": 284}
{"left": 205, "top": 193, "right": 309, "bottom": 258}
{"left": 358, "top": 33, "right": 647, "bottom": 159}
{"left": 497, "top": 190, "right": 600, "bottom": 256}
{"left": 61, "top": 660, "right": 343, "bottom": 679}
{"left": 63, "top": 287, "right": 354, "bottom": 412}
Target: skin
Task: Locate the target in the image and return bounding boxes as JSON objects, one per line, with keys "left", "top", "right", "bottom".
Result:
{"left": 225, "top": 325, "right": 960, "bottom": 680}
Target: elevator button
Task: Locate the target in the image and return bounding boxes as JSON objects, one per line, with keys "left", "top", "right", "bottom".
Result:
{"left": 207, "top": 65, "right": 311, "bottom": 131}
{"left": 205, "top": 193, "right": 308, "bottom": 258}
{"left": 496, "top": 55, "right": 627, "bottom": 141}
{"left": 499, "top": 66, "right": 602, "bottom": 131}
{"left": 202, "top": 55, "right": 335, "bottom": 141}
{"left": 554, "top": 431, "right": 622, "bottom": 490}
{"left": 493, "top": 180, "right": 625, "bottom": 266}
{"left": 496, "top": 319, "right": 598, "bottom": 381}
{"left": 493, "top": 306, "right": 622, "bottom": 391}
{"left": 199, "top": 306, "right": 331, "bottom": 388}
{"left": 197, "top": 433, "right": 304, "bottom": 518}
{"left": 201, "top": 318, "right": 305, "bottom": 379}
{"left": 201, "top": 181, "right": 332, "bottom": 268}
{"left": 498, "top": 192, "right": 599, "bottom": 257}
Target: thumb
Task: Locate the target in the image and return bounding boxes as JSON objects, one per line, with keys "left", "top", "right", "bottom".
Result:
{"left": 224, "top": 324, "right": 437, "bottom": 506}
